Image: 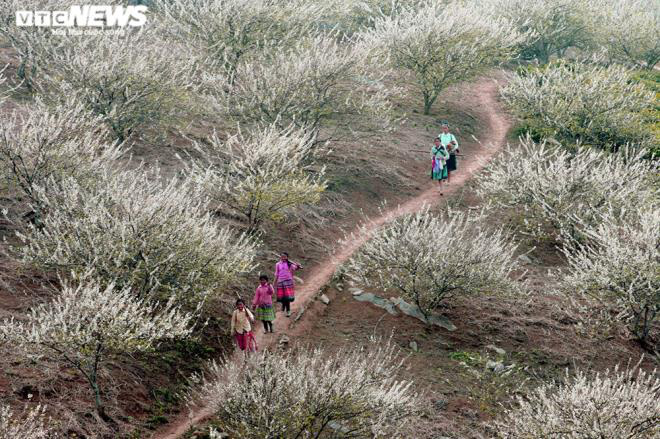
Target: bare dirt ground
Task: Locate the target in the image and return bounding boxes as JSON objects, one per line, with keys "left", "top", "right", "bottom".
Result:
{"left": 151, "top": 77, "right": 512, "bottom": 439}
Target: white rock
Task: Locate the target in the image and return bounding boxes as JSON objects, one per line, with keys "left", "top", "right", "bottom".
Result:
{"left": 409, "top": 341, "right": 418, "bottom": 352}
{"left": 486, "top": 360, "right": 505, "bottom": 373}
{"left": 485, "top": 344, "right": 506, "bottom": 356}
{"left": 320, "top": 294, "right": 330, "bottom": 305}
{"left": 351, "top": 289, "right": 363, "bottom": 296}
{"left": 279, "top": 335, "right": 289, "bottom": 345}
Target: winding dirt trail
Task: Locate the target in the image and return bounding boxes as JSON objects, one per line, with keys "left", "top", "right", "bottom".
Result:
{"left": 151, "top": 77, "right": 511, "bottom": 439}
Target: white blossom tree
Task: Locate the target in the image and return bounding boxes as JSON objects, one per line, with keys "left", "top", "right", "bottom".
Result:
{"left": 31, "top": 29, "right": 199, "bottom": 142}
{"left": 10, "top": 168, "right": 258, "bottom": 303}
{"left": 208, "top": 34, "right": 396, "bottom": 142}
{"left": 186, "top": 124, "right": 327, "bottom": 231}
{"left": 153, "top": 0, "right": 331, "bottom": 79}
{"left": 493, "top": 0, "right": 600, "bottom": 64}
{"left": 500, "top": 62, "right": 656, "bottom": 150}
{"left": 344, "top": 209, "right": 520, "bottom": 318}
{"left": 475, "top": 138, "right": 658, "bottom": 245}
{"left": 195, "top": 339, "right": 418, "bottom": 438}
{"left": 562, "top": 207, "right": 659, "bottom": 345}
{"left": 495, "top": 365, "right": 660, "bottom": 438}
{"left": 0, "top": 280, "right": 196, "bottom": 421}
{"left": 595, "top": 0, "right": 660, "bottom": 69}
{"left": 0, "top": 96, "right": 123, "bottom": 216}
{"left": 362, "top": 2, "right": 524, "bottom": 114}
{"left": 0, "top": 404, "right": 50, "bottom": 439}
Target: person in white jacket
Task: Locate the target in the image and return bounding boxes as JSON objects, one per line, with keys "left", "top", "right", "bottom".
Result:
{"left": 231, "top": 298, "right": 254, "bottom": 352}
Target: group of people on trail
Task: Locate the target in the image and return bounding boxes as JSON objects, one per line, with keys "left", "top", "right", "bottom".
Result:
{"left": 231, "top": 123, "right": 461, "bottom": 353}
{"left": 431, "top": 122, "right": 460, "bottom": 194}
{"left": 230, "top": 252, "right": 302, "bottom": 352}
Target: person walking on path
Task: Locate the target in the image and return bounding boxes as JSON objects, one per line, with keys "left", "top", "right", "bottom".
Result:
{"left": 252, "top": 274, "right": 276, "bottom": 333}
{"left": 439, "top": 123, "right": 459, "bottom": 183}
{"left": 230, "top": 299, "right": 255, "bottom": 353}
{"left": 274, "top": 252, "right": 302, "bottom": 317}
{"left": 431, "top": 137, "right": 449, "bottom": 194}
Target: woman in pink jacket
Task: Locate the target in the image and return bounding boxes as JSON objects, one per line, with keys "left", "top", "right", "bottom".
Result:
{"left": 273, "top": 252, "right": 302, "bottom": 317}
{"left": 252, "top": 274, "right": 276, "bottom": 333}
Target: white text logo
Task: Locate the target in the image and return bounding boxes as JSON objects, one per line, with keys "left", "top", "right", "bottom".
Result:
{"left": 16, "top": 5, "right": 148, "bottom": 27}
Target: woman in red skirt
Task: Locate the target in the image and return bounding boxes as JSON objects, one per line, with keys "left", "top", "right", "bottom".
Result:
{"left": 230, "top": 299, "right": 255, "bottom": 352}
{"left": 273, "top": 252, "right": 302, "bottom": 317}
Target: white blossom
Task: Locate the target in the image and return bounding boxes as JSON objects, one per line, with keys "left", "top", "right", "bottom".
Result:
{"left": 186, "top": 124, "right": 327, "bottom": 231}
{"left": 0, "top": 95, "right": 123, "bottom": 211}
{"left": 562, "top": 207, "right": 659, "bottom": 344}
{"left": 11, "top": 168, "right": 258, "bottom": 303}
{"left": 494, "top": 365, "right": 660, "bottom": 438}
{"left": 0, "top": 404, "right": 50, "bottom": 439}
{"left": 500, "top": 62, "right": 656, "bottom": 150}
{"left": 594, "top": 0, "right": 660, "bottom": 69}
{"left": 475, "top": 138, "right": 658, "bottom": 244}
{"left": 208, "top": 33, "right": 396, "bottom": 142}
{"left": 195, "top": 339, "right": 418, "bottom": 438}
{"left": 0, "top": 280, "right": 196, "bottom": 418}
{"left": 362, "top": 1, "right": 525, "bottom": 114}
{"left": 344, "top": 208, "right": 520, "bottom": 318}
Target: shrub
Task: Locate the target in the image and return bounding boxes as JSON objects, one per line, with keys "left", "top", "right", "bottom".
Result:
{"left": 363, "top": 1, "right": 524, "bottom": 114}
{"left": 0, "top": 404, "right": 50, "bottom": 439}
{"left": 344, "top": 209, "right": 520, "bottom": 318}
{"left": 500, "top": 62, "right": 657, "bottom": 151}
{"left": 11, "top": 168, "right": 258, "bottom": 303}
{"left": 0, "top": 280, "right": 196, "bottom": 420}
{"left": 0, "top": 96, "right": 122, "bottom": 215}
{"left": 195, "top": 339, "right": 418, "bottom": 438}
{"left": 475, "top": 138, "right": 658, "bottom": 244}
{"left": 562, "top": 207, "right": 659, "bottom": 345}
{"left": 186, "top": 124, "right": 327, "bottom": 231}
{"left": 494, "top": 365, "right": 660, "bottom": 438}
{"left": 208, "top": 34, "right": 395, "bottom": 142}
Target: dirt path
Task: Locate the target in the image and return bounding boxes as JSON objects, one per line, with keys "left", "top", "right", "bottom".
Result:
{"left": 151, "top": 77, "right": 511, "bottom": 439}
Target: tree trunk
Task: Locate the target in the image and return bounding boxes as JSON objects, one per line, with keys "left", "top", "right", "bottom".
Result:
{"left": 423, "top": 92, "right": 435, "bottom": 115}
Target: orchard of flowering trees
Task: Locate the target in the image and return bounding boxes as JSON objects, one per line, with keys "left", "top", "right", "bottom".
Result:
{"left": 0, "top": 0, "right": 658, "bottom": 436}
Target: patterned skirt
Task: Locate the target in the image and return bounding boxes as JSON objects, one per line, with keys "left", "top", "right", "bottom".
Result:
{"left": 276, "top": 278, "right": 295, "bottom": 302}
{"left": 254, "top": 304, "right": 275, "bottom": 321}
